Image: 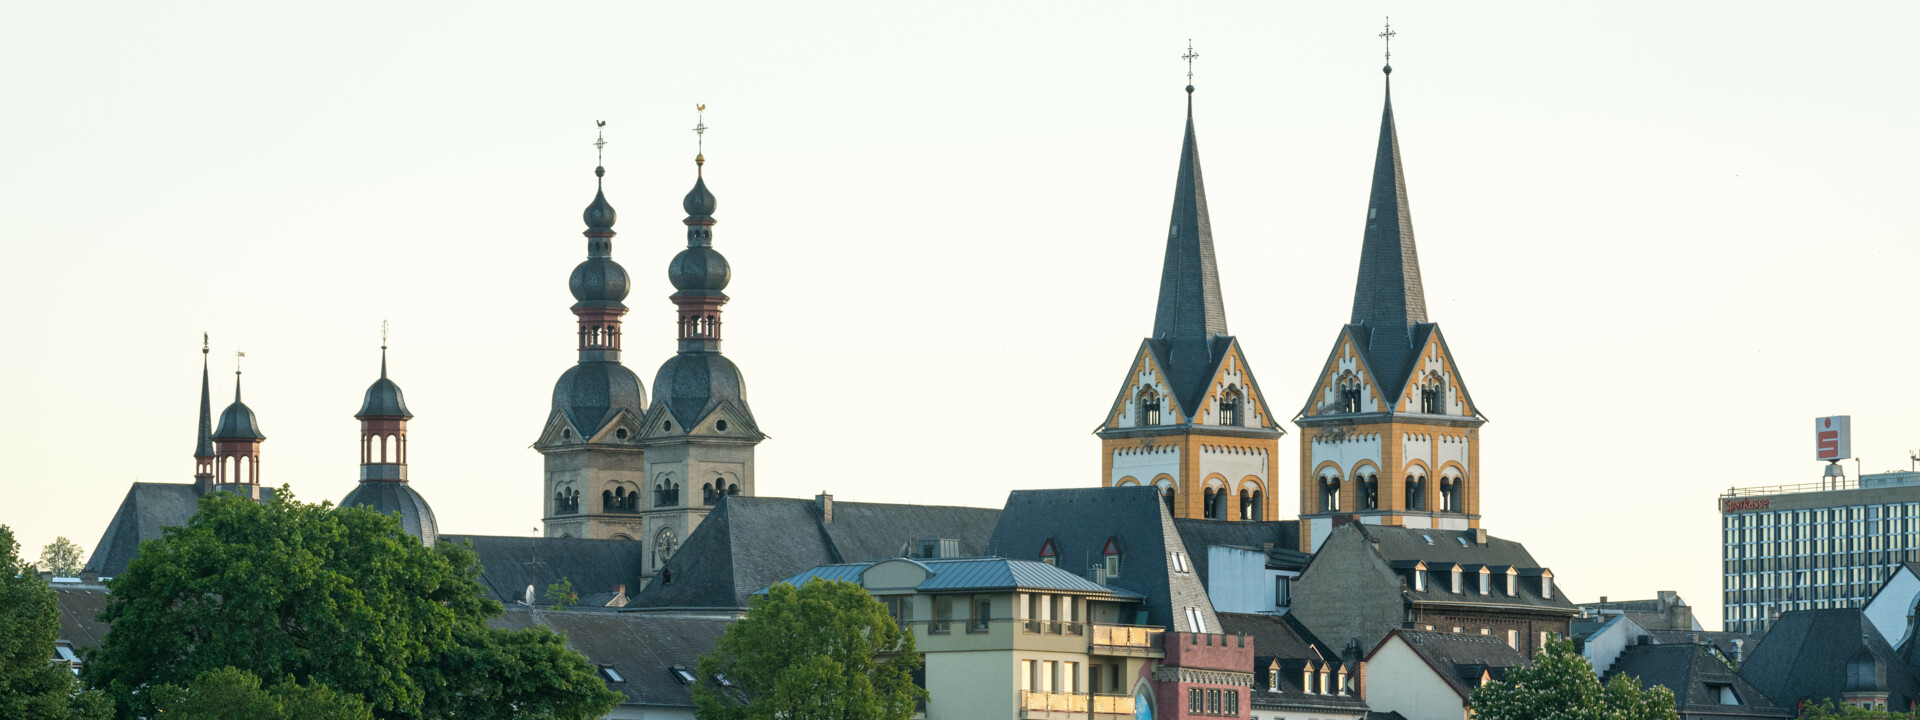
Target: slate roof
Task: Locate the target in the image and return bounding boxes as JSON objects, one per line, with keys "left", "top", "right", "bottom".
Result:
{"left": 1339, "top": 525, "right": 1577, "bottom": 615}
{"left": 770, "top": 557, "right": 1123, "bottom": 596}
{"left": 1739, "top": 608, "right": 1920, "bottom": 711}
{"left": 1378, "top": 630, "right": 1526, "bottom": 702}
{"left": 1221, "top": 612, "right": 1342, "bottom": 667}
{"left": 650, "top": 353, "right": 759, "bottom": 437}
{"left": 1149, "top": 90, "right": 1230, "bottom": 413}
{"left": 341, "top": 481, "right": 439, "bottom": 546}
{"left": 1346, "top": 71, "right": 1428, "bottom": 395}
{"left": 488, "top": 608, "right": 732, "bottom": 711}
{"left": 1605, "top": 643, "right": 1789, "bottom": 718}
{"left": 1171, "top": 519, "right": 1302, "bottom": 588}
{"left": 550, "top": 361, "right": 646, "bottom": 437}
{"left": 212, "top": 373, "right": 266, "bottom": 440}
{"left": 629, "top": 496, "right": 1001, "bottom": 610}
{"left": 50, "top": 582, "right": 111, "bottom": 653}
{"left": 83, "top": 482, "right": 279, "bottom": 577}
{"left": 1225, "top": 610, "right": 1372, "bottom": 711}
{"left": 441, "top": 534, "right": 649, "bottom": 607}
{"left": 195, "top": 353, "right": 215, "bottom": 457}
{"left": 355, "top": 351, "right": 411, "bottom": 418}
{"left": 986, "top": 486, "right": 1218, "bottom": 633}
{"left": 1646, "top": 630, "right": 1762, "bottom": 663}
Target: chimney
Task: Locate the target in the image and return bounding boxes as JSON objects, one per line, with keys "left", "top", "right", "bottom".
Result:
{"left": 1636, "top": 634, "right": 1652, "bottom": 646}
{"left": 816, "top": 492, "right": 833, "bottom": 523}
{"left": 614, "top": 584, "right": 626, "bottom": 596}
{"left": 1599, "top": 596, "right": 1608, "bottom": 604}
{"left": 81, "top": 571, "right": 99, "bottom": 585}
{"left": 36, "top": 570, "right": 52, "bottom": 581}
{"left": 1474, "top": 528, "right": 1488, "bottom": 546}
{"left": 1092, "top": 566, "right": 1109, "bottom": 586}
{"left": 1731, "top": 638, "right": 1744, "bottom": 663}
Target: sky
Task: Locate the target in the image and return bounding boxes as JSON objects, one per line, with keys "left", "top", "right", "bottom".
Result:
{"left": 3, "top": 2, "right": 1917, "bottom": 630}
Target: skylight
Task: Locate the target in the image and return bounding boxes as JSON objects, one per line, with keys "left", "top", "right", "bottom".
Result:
{"left": 1423, "top": 535, "right": 1434, "bottom": 545}
{"left": 1457, "top": 537, "right": 1469, "bottom": 547}
{"left": 601, "top": 667, "right": 625, "bottom": 683}
{"left": 673, "top": 668, "right": 697, "bottom": 685}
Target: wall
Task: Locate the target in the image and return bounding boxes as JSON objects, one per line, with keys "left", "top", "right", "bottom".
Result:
{"left": 1579, "top": 615, "right": 1648, "bottom": 677}
{"left": 1362, "top": 636, "right": 1466, "bottom": 720}
{"left": 1159, "top": 632, "right": 1257, "bottom": 719}
{"left": 925, "top": 650, "right": 1016, "bottom": 720}
{"left": 1289, "top": 528, "right": 1406, "bottom": 653}
{"left": 1205, "top": 545, "right": 1294, "bottom": 615}
{"left": 1113, "top": 444, "right": 1181, "bottom": 488}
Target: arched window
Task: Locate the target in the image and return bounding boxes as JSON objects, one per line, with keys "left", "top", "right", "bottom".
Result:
{"left": 1320, "top": 475, "right": 1342, "bottom": 512}
{"left": 1219, "top": 388, "right": 1242, "bottom": 426}
{"left": 1440, "top": 475, "right": 1462, "bottom": 512}
{"left": 1406, "top": 474, "right": 1426, "bottom": 511}
{"left": 1359, "top": 473, "right": 1380, "bottom": 510}
{"left": 1202, "top": 488, "right": 1217, "bottom": 519}
{"left": 603, "top": 489, "right": 616, "bottom": 512}
{"left": 1250, "top": 490, "right": 1264, "bottom": 521}
{"left": 1420, "top": 372, "right": 1446, "bottom": 414}
{"left": 727, "top": 483, "right": 740, "bottom": 496}
{"left": 1138, "top": 389, "right": 1161, "bottom": 426}
{"left": 1338, "top": 377, "right": 1362, "bottom": 413}
{"left": 1161, "top": 484, "right": 1176, "bottom": 515}
{"left": 1239, "top": 489, "right": 1253, "bottom": 521}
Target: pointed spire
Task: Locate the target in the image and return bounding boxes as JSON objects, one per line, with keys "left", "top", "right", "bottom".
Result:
{"left": 380, "top": 320, "right": 389, "bottom": 379}
{"left": 1349, "top": 56, "right": 1427, "bottom": 334}
{"left": 195, "top": 333, "right": 214, "bottom": 458}
{"left": 1151, "top": 60, "right": 1229, "bottom": 408}
{"left": 234, "top": 351, "right": 245, "bottom": 402}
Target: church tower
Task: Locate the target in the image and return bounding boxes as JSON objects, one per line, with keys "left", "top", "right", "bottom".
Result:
{"left": 534, "top": 131, "right": 650, "bottom": 541}
{"left": 635, "top": 127, "right": 765, "bottom": 578}
{"left": 342, "top": 334, "right": 439, "bottom": 545}
{"left": 1096, "top": 70, "right": 1285, "bottom": 523}
{"left": 211, "top": 357, "right": 266, "bottom": 500}
{"left": 1294, "top": 59, "right": 1487, "bottom": 552}
{"left": 193, "top": 334, "right": 216, "bottom": 493}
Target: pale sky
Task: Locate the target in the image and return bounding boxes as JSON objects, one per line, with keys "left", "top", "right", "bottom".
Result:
{"left": 3, "top": 2, "right": 1916, "bottom": 630}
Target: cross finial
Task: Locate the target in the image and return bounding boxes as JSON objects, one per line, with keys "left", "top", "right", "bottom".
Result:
{"left": 381, "top": 319, "right": 389, "bottom": 350}
{"left": 1379, "top": 17, "right": 1396, "bottom": 71}
{"left": 693, "top": 104, "right": 708, "bottom": 155}
{"left": 202, "top": 332, "right": 209, "bottom": 354}
{"left": 593, "top": 120, "right": 607, "bottom": 165}
{"left": 1182, "top": 40, "right": 1199, "bottom": 89}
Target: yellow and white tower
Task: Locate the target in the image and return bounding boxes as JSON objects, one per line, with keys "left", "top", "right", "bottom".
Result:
{"left": 1096, "top": 79, "right": 1285, "bottom": 523}
{"left": 1295, "top": 63, "right": 1486, "bottom": 552}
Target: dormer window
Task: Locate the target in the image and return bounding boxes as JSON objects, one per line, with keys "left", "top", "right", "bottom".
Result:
{"left": 1506, "top": 573, "right": 1518, "bottom": 597}
{"left": 1413, "top": 570, "right": 1427, "bottom": 592}
{"left": 1138, "top": 389, "right": 1161, "bottom": 426}
{"left": 1039, "top": 540, "right": 1057, "bottom": 566}
{"left": 1451, "top": 568, "right": 1463, "bottom": 594}
{"left": 1219, "top": 387, "right": 1243, "bottom": 426}
{"left": 1542, "top": 573, "right": 1554, "bottom": 599}
{"left": 1302, "top": 667, "right": 1314, "bottom": 694}
{"left": 1102, "top": 538, "right": 1121, "bottom": 578}
{"left": 1269, "top": 663, "right": 1281, "bottom": 692}
{"left": 1479, "top": 571, "right": 1491, "bottom": 595}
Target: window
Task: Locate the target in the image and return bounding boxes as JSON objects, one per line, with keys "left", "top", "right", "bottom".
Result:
{"left": 1275, "top": 576, "right": 1292, "bottom": 607}
{"left": 1707, "top": 683, "right": 1740, "bottom": 705}
{"left": 1539, "top": 631, "right": 1550, "bottom": 650}
{"left": 882, "top": 596, "right": 913, "bottom": 626}
{"left": 1406, "top": 474, "right": 1426, "bottom": 511}
{"left": 1225, "top": 690, "right": 1239, "bottom": 714}
{"left": 970, "top": 595, "right": 991, "bottom": 632}
{"left": 1321, "top": 475, "right": 1342, "bottom": 512}
{"left": 1171, "top": 551, "right": 1190, "bottom": 574}
{"left": 1041, "top": 660, "right": 1056, "bottom": 692}
{"left": 1102, "top": 538, "right": 1121, "bottom": 577}
{"left": 1508, "top": 629, "right": 1518, "bottom": 649}
{"left": 1185, "top": 606, "right": 1208, "bottom": 633}
{"left": 1039, "top": 539, "right": 1056, "bottom": 565}
{"left": 1359, "top": 473, "right": 1379, "bottom": 510}
{"left": 1320, "top": 669, "right": 1331, "bottom": 695}
{"left": 1189, "top": 688, "right": 1203, "bottom": 714}
{"left": 1451, "top": 568, "right": 1462, "bottom": 594}
{"left": 1062, "top": 662, "right": 1078, "bottom": 693}
{"left": 1139, "top": 389, "right": 1161, "bottom": 425}
{"left": 1543, "top": 575, "right": 1554, "bottom": 599}
{"left": 932, "top": 596, "right": 953, "bottom": 634}
{"left": 1507, "top": 574, "right": 1518, "bottom": 597}
{"left": 1480, "top": 572, "right": 1491, "bottom": 595}
{"left": 1207, "top": 688, "right": 1221, "bottom": 714}
{"left": 672, "top": 667, "right": 697, "bottom": 685}
{"left": 601, "top": 666, "right": 624, "bottom": 683}
{"left": 1413, "top": 571, "right": 1427, "bottom": 592}
{"left": 1220, "top": 388, "right": 1242, "bottom": 426}
{"left": 1022, "top": 660, "right": 1034, "bottom": 691}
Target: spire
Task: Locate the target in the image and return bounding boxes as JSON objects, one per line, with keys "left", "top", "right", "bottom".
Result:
{"left": 670, "top": 105, "right": 730, "bottom": 354}
{"left": 234, "top": 351, "right": 245, "bottom": 403}
{"left": 1348, "top": 21, "right": 1429, "bottom": 394}
{"left": 195, "top": 333, "right": 214, "bottom": 458}
{"left": 380, "top": 320, "right": 389, "bottom": 379}
{"left": 1151, "top": 50, "right": 1229, "bottom": 408}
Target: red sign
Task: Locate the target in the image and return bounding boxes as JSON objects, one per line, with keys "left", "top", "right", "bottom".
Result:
{"left": 1815, "top": 416, "right": 1851, "bottom": 462}
{"left": 1723, "top": 498, "right": 1771, "bottom": 513}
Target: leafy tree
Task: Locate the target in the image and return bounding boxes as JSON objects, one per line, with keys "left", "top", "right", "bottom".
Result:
{"left": 0, "top": 525, "right": 112, "bottom": 720}
{"left": 695, "top": 579, "right": 927, "bottom": 720}
{"left": 83, "top": 488, "right": 623, "bottom": 720}
{"left": 1799, "top": 699, "right": 1920, "bottom": 719}
{"left": 545, "top": 577, "right": 578, "bottom": 610}
{"left": 1469, "top": 636, "right": 1677, "bottom": 720}
{"left": 36, "top": 537, "right": 83, "bottom": 578}
{"left": 148, "top": 666, "right": 372, "bottom": 720}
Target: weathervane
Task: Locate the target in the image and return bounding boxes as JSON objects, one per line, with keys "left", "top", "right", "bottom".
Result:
{"left": 202, "top": 332, "right": 209, "bottom": 354}
{"left": 1182, "top": 40, "right": 1199, "bottom": 86}
{"left": 1379, "top": 17, "right": 1396, "bottom": 67}
{"left": 381, "top": 319, "right": 390, "bottom": 350}
{"left": 593, "top": 120, "right": 607, "bottom": 165}
{"left": 235, "top": 349, "right": 246, "bottom": 373}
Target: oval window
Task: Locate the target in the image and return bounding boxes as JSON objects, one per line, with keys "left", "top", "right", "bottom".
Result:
{"left": 663, "top": 420, "right": 673, "bottom": 431}
{"left": 616, "top": 428, "right": 629, "bottom": 440}
{"left": 716, "top": 420, "right": 729, "bottom": 432}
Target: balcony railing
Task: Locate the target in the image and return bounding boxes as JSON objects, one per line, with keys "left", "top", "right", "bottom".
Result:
{"left": 1722, "top": 478, "right": 1858, "bottom": 498}
{"left": 1019, "top": 691, "right": 1135, "bottom": 716}
{"left": 1020, "top": 620, "right": 1087, "bottom": 636}
{"left": 1089, "top": 623, "right": 1164, "bottom": 654}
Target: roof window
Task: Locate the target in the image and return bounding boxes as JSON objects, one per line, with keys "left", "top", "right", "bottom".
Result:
{"left": 1422, "top": 534, "right": 1434, "bottom": 545}
{"left": 1457, "top": 537, "right": 1469, "bottom": 547}
{"left": 671, "top": 667, "right": 697, "bottom": 685}
{"left": 600, "top": 666, "right": 625, "bottom": 683}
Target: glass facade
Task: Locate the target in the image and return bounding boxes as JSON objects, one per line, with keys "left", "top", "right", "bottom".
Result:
{"left": 1722, "top": 500, "right": 1920, "bottom": 634}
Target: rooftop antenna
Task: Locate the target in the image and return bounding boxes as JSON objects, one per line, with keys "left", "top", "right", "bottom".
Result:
{"left": 1379, "top": 16, "right": 1396, "bottom": 71}
{"left": 593, "top": 120, "right": 607, "bottom": 166}
{"left": 1909, "top": 450, "right": 1918, "bottom": 472}
{"left": 693, "top": 104, "right": 708, "bottom": 167}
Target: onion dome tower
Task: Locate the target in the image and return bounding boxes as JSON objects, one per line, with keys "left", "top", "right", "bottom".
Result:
{"left": 1293, "top": 24, "right": 1487, "bottom": 552}
{"left": 193, "top": 333, "right": 217, "bottom": 494}
{"left": 1095, "top": 47, "right": 1284, "bottom": 524}
{"left": 535, "top": 123, "right": 649, "bottom": 541}
{"left": 342, "top": 332, "right": 438, "bottom": 546}
{"left": 211, "top": 353, "right": 266, "bottom": 500}
{"left": 637, "top": 110, "right": 765, "bottom": 580}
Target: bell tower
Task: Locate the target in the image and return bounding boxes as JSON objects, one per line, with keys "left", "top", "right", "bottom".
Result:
{"left": 1294, "top": 51, "right": 1487, "bottom": 552}
{"left": 636, "top": 114, "right": 766, "bottom": 580}
{"left": 211, "top": 353, "right": 266, "bottom": 500}
{"left": 1095, "top": 55, "right": 1284, "bottom": 524}
{"left": 534, "top": 124, "right": 650, "bottom": 541}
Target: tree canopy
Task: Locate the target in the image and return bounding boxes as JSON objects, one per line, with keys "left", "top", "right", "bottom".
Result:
{"left": 147, "top": 666, "right": 373, "bottom": 720}
{"left": 695, "top": 579, "right": 926, "bottom": 720}
{"left": 0, "top": 525, "right": 112, "bottom": 720}
{"left": 1469, "top": 637, "right": 1677, "bottom": 720}
{"left": 1799, "top": 699, "right": 1920, "bottom": 719}
{"left": 82, "top": 488, "right": 622, "bottom": 720}
{"left": 36, "top": 537, "right": 83, "bottom": 578}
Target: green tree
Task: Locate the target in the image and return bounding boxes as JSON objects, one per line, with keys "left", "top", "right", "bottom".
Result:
{"left": 695, "top": 579, "right": 926, "bottom": 720}
{"left": 36, "top": 537, "right": 83, "bottom": 578}
{"left": 545, "top": 577, "right": 578, "bottom": 610}
{"left": 148, "top": 666, "right": 372, "bottom": 720}
{"left": 1469, "top": 637, "right": 1678, "bottom": 720}
{"left": 0, "top": 526, "right": 112, "bottom": 720}
{"left": 1799, "top": 698, "right": 1920, "bottom": 719}
{"left": 82, "top": 488, "right": 622, "bottom": 720}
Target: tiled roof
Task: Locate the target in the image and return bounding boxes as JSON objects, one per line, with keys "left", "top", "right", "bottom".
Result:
{"left": 1340, "top": 525, "right": 1577, "bottom": 614}
{"left": 487, "top": 608, "right": 733, "bottom": 710}
{"left": 987, "top": 486, "right": 1218, "bottom": 633}
{"left": 83, "top": 482, "right": 279, "bottom": 577}
{"left": 629, "top": 496, "right": 1001, "bottom": 610}
{"left": 1606, "top": 642, "right": 1789, "bottom": 717}
{"left": 1739, "top": 608, "right": 1920, "bottom": 711}
{"left": 441, "top": 534, "right": 649, "bottom": 607}
{"left": 1380, "top": 630, "right": 1526, "bottom": 701}
{"left": 50, "top": 583, "right": 111, "bottom": 653}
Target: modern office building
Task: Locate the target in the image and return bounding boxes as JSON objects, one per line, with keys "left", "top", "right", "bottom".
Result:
{"left": 1721, "top": 471, "right": 1920, "bottom": 635}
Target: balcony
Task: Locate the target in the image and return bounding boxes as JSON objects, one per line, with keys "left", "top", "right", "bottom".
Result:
{"left": 1089, "top": 623, "right": 1164, "bottom": 657}
{"left": 1022, "top": 620, "right": 1086, "bottom": 636}
{"left": 1018, "top": 691, "right": 1135, "bottom": 718}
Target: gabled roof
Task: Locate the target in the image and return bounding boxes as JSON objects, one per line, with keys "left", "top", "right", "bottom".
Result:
{"left": 628, "top": 496, "right": 1001, "bottom": 610}
{"left": 83, "top": 482, "right": 280, "bottom": 577}
{"left": 1150, "top": 89, "right": 1230, "bottom": 412}
{"left": 768, "top": 557, "right": 1124, "bottom": 596}
{"left": 1606, "top": 643, "right": 1789, "bottom": 717}
{"left": 1372, "top": 629, "right": 1525, "bottom": 702}
{"left": 987, "top": 487, "right": 1218, "bottom": 632}
{"left": 1220, "top": 612, "right": 1343, "bottom": 668}
{"left": 1739, "top": 608, "right": 1920, "bottom": 711}
{"left": 440, "top": 534, "right": 649, "bottom": 607}
{"left": 1319, "top": 525, "right": 1575, "bottom": 615}
{"left": 1171, "top": 519, "right": 1301, "bottom": 586}
{"left": 488, "top": 607, "right": 733, "bottom": 710}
